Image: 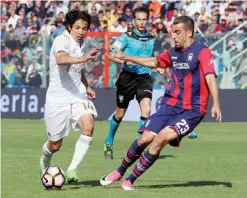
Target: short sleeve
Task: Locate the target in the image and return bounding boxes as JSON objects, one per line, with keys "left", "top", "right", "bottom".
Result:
{"left": 111, "top": 33, "right": 128, "bottom": 52}
{"left": 198, "top": 48, "right": 216, "bottom": 76}
{"left": 156, "top": 49, "right": 172, "bottom": 68}
{"left": 53, "top": 35, "right": 70, "bottom": 55}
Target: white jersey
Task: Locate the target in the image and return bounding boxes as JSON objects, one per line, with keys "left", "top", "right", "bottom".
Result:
{"left": 46, "top": 32, "right": 88, "bottom": 106}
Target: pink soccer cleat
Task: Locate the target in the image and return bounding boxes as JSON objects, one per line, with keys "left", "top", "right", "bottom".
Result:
{"left": 100, "top": 170, "right": 122, "bottom": 186}
{"left": 121, "top": 180, "right": 134, "bottom": 191}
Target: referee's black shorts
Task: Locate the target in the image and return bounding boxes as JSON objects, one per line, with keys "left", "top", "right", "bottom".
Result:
{"left": 115, "top": 70, "right": 153, "bottom": 109}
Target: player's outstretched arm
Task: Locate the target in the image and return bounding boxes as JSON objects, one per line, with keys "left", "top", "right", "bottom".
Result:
{"left": 56, "top": 48, "right": 99, "bottom": 65}
{"left": 111, "top": 46, "right": 158, "bottom": 68}
{"left": 205, "top": 74, "right": 222, "bottom": 123}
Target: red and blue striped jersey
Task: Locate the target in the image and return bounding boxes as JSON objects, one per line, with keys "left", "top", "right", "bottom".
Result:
{"left": 157, "top": 41, "right": 216, "bottom": 115}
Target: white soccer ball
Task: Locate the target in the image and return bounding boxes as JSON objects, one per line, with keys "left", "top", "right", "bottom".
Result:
{"left": 41, "top": 166, "right": 65, "bottom": 190}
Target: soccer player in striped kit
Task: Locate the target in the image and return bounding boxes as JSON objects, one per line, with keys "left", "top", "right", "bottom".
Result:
{"left": 100, "top": 16, "right": 222, "bottom": 191}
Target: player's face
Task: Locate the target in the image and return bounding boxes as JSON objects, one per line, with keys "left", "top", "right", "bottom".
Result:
{"left": 172, "top": 23, "right": 192, "bottom": 48}
{"left": 134, "top": 12, "right": 148, "bottom": 32}
{"left": 69, "top": 19, "right": 88, "bottom": 43}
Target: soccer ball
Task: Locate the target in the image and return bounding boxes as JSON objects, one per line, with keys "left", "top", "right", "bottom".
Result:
{"left": 41, "top": 166, "right": 65, "bottom": 190}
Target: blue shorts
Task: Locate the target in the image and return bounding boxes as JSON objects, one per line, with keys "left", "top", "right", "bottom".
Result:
{"left": 138, "top": 103, "right": 204, "bottom": 147}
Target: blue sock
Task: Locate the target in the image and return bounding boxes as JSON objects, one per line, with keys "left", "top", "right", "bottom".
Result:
{"left": 105, "top": 115, "right": 121, "bottom": 145}
{"left": 137, "top": 116, "right": 147, "bottom": 139}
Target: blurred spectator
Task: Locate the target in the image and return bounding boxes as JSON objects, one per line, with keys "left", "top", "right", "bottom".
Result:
{"left": 7, "top": 9, "right": 20, "bottom": 29}
{"left": 198, "top": 18, "right": 208, "bottom": 33}
{"left": 103, "top": 10, "right": 116, "bottom": 27}
{"left": 123, "top": 7, "right": 133, "bottom": 23}
{"left": 118, "top": 18, "right": 127, "bottom": 32}
{"left": 219, "top": 17, "right": 229, "bottom": 33}
{"left": 87, "top": 0, "right": 102, "bottom": 15}
{"left": 1, "top": 73, "right": 8, "bottom": 88}
{"left": 127, "top": 21, "right": 134, "bottom": 32}
{"left": 109, "top": 19, "right": 122, "bottom": 32}
{"left": 26, "top": 58, "right": 42, "bottom": 82}
{"left": 208, "top": 16, "right": 221, "bottom": 33}
{"left": 1, "top": 21, "right": 7, "bottom": 41}
{"left": 1, "top": 1, "right": 8, "bottom": 16}
{"left": 148, "top": 0, "right": 162, "bottom": 19}
{"left": 27, "top": 69, "right": 42, "bottom": 88}
{"left": 89, "top": 23, "right": 100, "bottom": 32}
{"left": 103, "top": 0, "right": 116, "bottom": 15}
{"left": 200, "top": 6, "right": 211, "bottom": 21}
{"left": 52, "top": 18, "right": 66, "bottom": 38}
{"left": 14, "top": 19, "right": 25, "bottom": 40}
{"left": 55, "top": 1, "right": 68, "bottom": 16}
{"left": 90, "top": 6, "right": 100, "bottom": 28}
{"left": 6, "top": 68, "right": 26, "bottom": 88}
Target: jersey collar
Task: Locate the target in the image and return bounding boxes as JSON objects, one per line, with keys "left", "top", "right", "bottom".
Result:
{"left": 133, "top": 29, "right": 149, "bottom": 37}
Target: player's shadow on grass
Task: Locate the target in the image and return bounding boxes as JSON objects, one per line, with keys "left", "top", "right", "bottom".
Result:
{"left": 65, "top": 180, "right": 100, "bottom": 189}
{"left": 158, "top": 154, "right": 175, "bottom": 159}
{"left": 137, "top": 181, "right": 232, "bottom": 189}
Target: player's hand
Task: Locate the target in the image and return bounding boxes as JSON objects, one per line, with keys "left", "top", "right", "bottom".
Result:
{"left": 86, "top": 87, "right": 96, "bottom": 100}
{"left": 110, "top": 46, "right": 126, "bottom": 60}
{"left": 211, "top": 104, "right": 222, "bottom": 123}
{"left": 86, "top": 48, "right": 99, "bottom": 60}
{"left": 156, "top": 67, "right": 165, "bottom": 75}
{"left": 124, "top": 60, "right": 134, "bottom": 66}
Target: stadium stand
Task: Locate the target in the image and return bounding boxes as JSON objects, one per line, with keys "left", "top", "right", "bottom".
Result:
{"left": 1, "top": 0, "right": 247, "bottom": 89}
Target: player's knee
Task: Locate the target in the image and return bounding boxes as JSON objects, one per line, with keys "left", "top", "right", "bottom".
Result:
{"left": 49, "top": 141, "right": 62, "bottom": 152}
{"left": 82, "top": 125, "right": 94, "bottom": 136}
{"left": 138, "top": 132, "right": 155, "bottom": 147}
{"left": 141, "top": 106, "right": 151, "bottom": 118}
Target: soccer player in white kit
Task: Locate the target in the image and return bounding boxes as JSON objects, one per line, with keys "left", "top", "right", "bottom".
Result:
{"left": 39, "top": 9, "right": 99, "bottom": 184}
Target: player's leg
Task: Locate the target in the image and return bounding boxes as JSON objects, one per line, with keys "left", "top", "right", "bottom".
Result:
{"left": 67, "top": 101, "right": 97, "bottom": 183}
{"left": 40, "top": 105, "right": 69, "bottom": 173}
{"left": 187, "top": 130, "right": 198, "bottom": 139}
{"left": 121, "top": 110, "right": 204, "bottom": 190}
{"left": 136, "top": 76, "right": 153, "bottom": 139}
{"left": 40, "top": 139, "right": 63, "bottom": 173}
{"left": 104, "top": 107, "right": 127, "bottom": 160}
{"left": 100, "top": 131, "right": 155, "bottom": 186}
{"left": 100, "top": 104, "right": 170, "bottom": 186}
{"left": 121, "top": 127, "right": 178, "bottom": 190}
{"left": 105, "top": 71, "right": 136, "bottom": 159}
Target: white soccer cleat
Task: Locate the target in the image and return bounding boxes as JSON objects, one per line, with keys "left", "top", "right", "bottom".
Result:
{"left": 100, "top": 170, "right": 122, "bottom": 186}
{"left": 121, "top": 180, "right": 134, "bottom": 191}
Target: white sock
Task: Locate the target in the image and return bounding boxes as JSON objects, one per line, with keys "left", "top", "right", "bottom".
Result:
{"left": 67, "top": 134, "right": 93, "bottom": 171}
{"left": 40, "top": 141, "right": 53, "bottom": 169}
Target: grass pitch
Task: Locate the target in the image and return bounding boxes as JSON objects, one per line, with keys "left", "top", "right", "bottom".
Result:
{"left": 1, "top": 119, "right": 247, "bottom": 198}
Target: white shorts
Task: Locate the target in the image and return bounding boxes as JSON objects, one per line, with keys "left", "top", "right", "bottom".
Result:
{"left": 44, "top": 100, "right": 97, "bottom": 141}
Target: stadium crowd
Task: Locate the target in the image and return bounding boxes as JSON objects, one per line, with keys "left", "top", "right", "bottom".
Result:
{"left": 1, "top": 0, "right": 247, "bottom": 88}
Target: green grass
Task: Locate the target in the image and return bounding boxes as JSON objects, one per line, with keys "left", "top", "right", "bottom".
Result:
{"left": 1, "top": 120, "right": 247, "bottom": 198}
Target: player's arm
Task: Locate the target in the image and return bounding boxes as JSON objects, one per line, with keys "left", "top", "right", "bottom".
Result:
{"left": 56, "top": 48, "right": 99, "bottom": 65}
{"left": 199, "top": 48, "right": 222, "bottom": 123}
{"left": 109, "top": 33, "right": 134, "bottom": 65}
{"left": 54, "top": 36, "right": 98, "bottom": 65}
{"left": 112, "top": 46, "right": 172, "bottom": 68}
{"left": 81, "top": 69, "right": 96, "bottom": 99}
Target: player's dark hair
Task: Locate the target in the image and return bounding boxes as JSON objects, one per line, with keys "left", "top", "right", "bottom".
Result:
{"left": 65, "top": 9, "right": 91, "bottom": 32}
{"left": 173, "top": 16, "right": 194, "bottom": 36}
{"left": 133, "top": 7, "right": 149, "bottom": 19}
